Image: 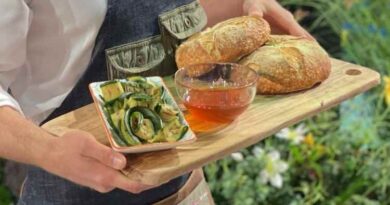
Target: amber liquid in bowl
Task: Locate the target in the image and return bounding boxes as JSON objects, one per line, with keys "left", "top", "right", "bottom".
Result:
{"left": 183, "top": 87, "right": 253, "bottom": 123}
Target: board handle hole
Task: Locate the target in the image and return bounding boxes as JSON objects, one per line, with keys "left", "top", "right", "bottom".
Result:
{"left": 346, "top": 69, "right": 362, "bottom": 76}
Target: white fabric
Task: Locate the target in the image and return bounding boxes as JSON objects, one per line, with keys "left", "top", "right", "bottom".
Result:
{"left": 0, "top": 0, "right": 107, "bottom": 123}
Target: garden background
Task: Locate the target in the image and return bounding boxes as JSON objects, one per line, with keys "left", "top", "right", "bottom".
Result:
{"left": 1, "top": 0, "right": 389, "bottom": 204}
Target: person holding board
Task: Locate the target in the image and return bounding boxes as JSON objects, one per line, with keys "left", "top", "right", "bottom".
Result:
{"left": 0, "top": 0, "right": 311, "bottom": 204}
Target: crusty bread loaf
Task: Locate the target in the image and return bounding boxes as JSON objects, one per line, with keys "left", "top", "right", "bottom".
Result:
{"left": 239, "top": 35, "right": 331, "bottom": 94}
{"left": 175, "top": 16, "right": 270, "bottom": 69}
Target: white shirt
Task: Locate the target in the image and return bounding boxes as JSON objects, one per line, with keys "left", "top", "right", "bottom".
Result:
{"left": 0, "top": 0, "right": 107, "bottom": 124}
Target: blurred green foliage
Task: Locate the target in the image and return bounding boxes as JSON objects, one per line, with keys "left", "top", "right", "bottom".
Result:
{"left": 0, "top": 161, "right": 13, "bottom": 205}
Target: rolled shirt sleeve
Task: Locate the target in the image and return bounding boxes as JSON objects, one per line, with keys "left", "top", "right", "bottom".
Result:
{"left": 0, "top": 86, "right": 23, "bottom": 113}
{"left": 0, "top": 0, "right": 31, "bottom": 113}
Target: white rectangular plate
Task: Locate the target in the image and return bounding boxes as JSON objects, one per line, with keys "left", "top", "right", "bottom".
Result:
{"left": 89, "top": 77, "right": 196, "bottom": 153}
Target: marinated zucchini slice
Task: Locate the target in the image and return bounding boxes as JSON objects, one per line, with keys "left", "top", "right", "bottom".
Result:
{"left": 125, "top": 93, "right": 153, "bottom": 108}
{"left": 127, "top": 76, "right": 147, "bottom": 83}
{"left": 162, "top": 119, "right": 188, "bottom": 142}
{"left": 149, "top": 130, "right": 166, "bottom": 143}
{"left": 139, "top": 81, "right": 152, "bottom": 91}
{"left": 105, "top": 109, "right": 127, "bottom": 146}
{"left": 106, "top": 92, "right": 152, "bottom": 110}
{"left": 104, "top": 96, "right": 121, "bottom": 107}
{"left": 100, "top": 81, "right": 124, "bottom": 102}
{"left": 129, "top": 111, "right": 143, "bottom": 132}
{"left": 121, "top": 81, "right": 143, "bottom": 93}
{"left": 146, "top": 81, "right": 164, "bottom": 99}
{"left": 157, "top": 104, "right": 179, "bottom": 122}
{"left": 108, "top": 109, "right": 139, "bottom": 146}
{"left": 104, "top": 98, "right": 125, "bottom": 113}
{"left": 110, "top": 127, "right": 128, "bottom": 146}
{"left": 110, "top": 109, "right": 125, "bottom": 129}
{"left": 127, "top": 107, "right": 163, "bottom": 131}
{"left": 148, "top": 88, "right": 164, "bottom": 109}
{"left": 119, "top": 118, "right": 141, "bottom": 145}
{"left": 125, "top": 107, "right": 163, "bottom": 141}
{"left": 134, "top": 119, "right": 155, "bottom": 141}
{"left": 124, "top": 77, "right": 151, "bottom": 93}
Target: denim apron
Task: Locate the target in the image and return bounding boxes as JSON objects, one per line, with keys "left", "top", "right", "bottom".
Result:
{"left": 18, "top": 1, "right": 207, "bottom": 204}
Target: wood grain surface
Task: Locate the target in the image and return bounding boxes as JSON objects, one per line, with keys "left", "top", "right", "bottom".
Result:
{"left": 42, "top": 58, "right": 380, "bottom": 185}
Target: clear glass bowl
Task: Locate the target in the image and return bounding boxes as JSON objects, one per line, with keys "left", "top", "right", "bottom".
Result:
{"left": 175, "top": 63, "right": 258, "bottom": 123}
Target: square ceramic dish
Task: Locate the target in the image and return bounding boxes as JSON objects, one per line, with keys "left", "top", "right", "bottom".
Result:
{"left": 89, "top": 77, "right": 196, "bottom": 153}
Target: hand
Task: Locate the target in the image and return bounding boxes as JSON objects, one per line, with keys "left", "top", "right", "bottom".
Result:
{"left": 41, "top": 130, "right": 154, "bottom": 193}
{"left": 243, "top": 0, "right": 314, "bottom": 40}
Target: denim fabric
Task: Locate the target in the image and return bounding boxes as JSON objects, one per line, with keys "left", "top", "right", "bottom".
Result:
{"left": 19, "top": 167, "right": 189, "bottom": 205}
{"left": 19, "top": 0, "right": 198, "bottom": 204}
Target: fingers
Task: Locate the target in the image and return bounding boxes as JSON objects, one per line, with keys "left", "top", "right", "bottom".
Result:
{"left": 58, "top": 130, "right": 152, "bottom": 194}
{"left": 248, "top": 10, "right": 263, "bottom": 18}
{"left": 303, "top": 29, "right": 316, "bottom": 41}
{"left": 110, "top": 171, "right": 156, "bottom": 193}
{"left": 78, "top": 133, "right": 155, "bottom": 193}
{"left": 284, "top": 15, "right": 315, "bottom": 40}
{"left": 243, "top": 0, "right": 265, "bottom": 18}
{"left": 244, "top": 0, "right": 315, "bottom": 40}
{"left": 244, "top": 0, "right": 265, "bottom": 18}
{"left": 266, "top": 6, "right": 303, "bottom": 35}
{"left": 82, "top": 160, "right": 155, "bottom": 193}
{"left": 78, "top": 132, "right": 127, "bottom": 170}
{"left": 64, "top": 130, "right": 127, "bottom": 170}
{"left": 266, "top": 5, "right": 314, "bottom": 40}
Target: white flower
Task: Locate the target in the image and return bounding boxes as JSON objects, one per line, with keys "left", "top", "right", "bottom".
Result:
{"left": 231, "top": 152, "right": 244, "bottom": 161}
{"left": 275, "top": 124, "right": 307, "bottom": 144}
{"left": 252, "top": 146, "right": 264, "bottom": 157}
{"left": 259, "top": 150, "right": 288, "bottom": 188}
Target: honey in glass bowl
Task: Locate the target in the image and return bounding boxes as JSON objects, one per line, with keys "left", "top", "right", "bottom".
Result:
{"left": 175, "top": 63, "right": 258, "bottom": 124}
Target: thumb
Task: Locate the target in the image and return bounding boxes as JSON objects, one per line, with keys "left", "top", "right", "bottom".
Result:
{"left": 81, "top": 133, "right": 127, "bottom": 170}
{"left": 243, "top": 0, "right": 265, "bottom": 18}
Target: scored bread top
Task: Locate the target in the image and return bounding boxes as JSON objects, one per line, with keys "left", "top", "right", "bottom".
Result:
{"left": 239, "top": 35, "right": 331, "bottom": 94}
{"left": 175, "top": 16, "right": 271, "bottom": 69}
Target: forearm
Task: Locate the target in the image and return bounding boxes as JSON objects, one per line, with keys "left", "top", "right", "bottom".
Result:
{"left": 199, "top": 0, "right": 245, "bottom": 26}
{"left": 0, "top": 106, "right": 53, "bottom": 168}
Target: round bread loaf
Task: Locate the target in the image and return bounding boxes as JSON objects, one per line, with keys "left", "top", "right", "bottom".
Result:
{"left": 239, "top": 35, "right": 331, "bottom": 94}
{"left": 175, "top": 16, "right": 270, "bottom": 69}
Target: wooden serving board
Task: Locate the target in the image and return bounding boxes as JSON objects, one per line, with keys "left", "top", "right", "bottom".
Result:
{"left": 42, "top": 58, "right": 380, "bottom": 185}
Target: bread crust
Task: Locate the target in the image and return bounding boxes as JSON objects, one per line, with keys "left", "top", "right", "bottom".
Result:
{"left": 239, "top": 35, "right": 331, "bottom": 94}
{"left": 175, "top": 16, "right": 271, "bottom": 69}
